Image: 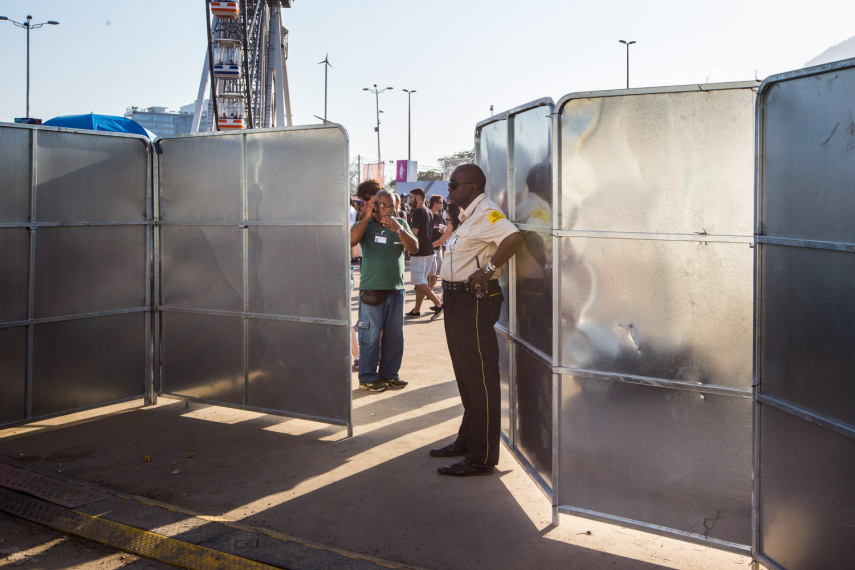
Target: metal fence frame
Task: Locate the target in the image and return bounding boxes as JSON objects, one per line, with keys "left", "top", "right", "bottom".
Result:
{"left": 0, "top": 124, "right": 154, "bottom": 426}
{"left": 153, "top": 126, "right": 353, "bottom": 431}
{"left": 476, "top": 83, "right": 759, "bottom": 553}
{"left": 1, "top": 123, "right": 352, "bottom": 435}
{"left": 475, "top": 97, "right": 556, "bottom": 497}
{"left": 551, "top": 83, "right": 757, "bottom": 552}
{"left": 754, "top": 58, "right": 855, "bottom": 569}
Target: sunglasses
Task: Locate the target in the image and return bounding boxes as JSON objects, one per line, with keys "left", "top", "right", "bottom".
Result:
{"left": 447, "top": 180, "right": 475, "bottom": 191}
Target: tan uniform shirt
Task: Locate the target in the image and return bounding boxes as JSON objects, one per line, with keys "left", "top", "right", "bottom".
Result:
{"left": 439, "top": 194, "right": 520, "bottom": 282}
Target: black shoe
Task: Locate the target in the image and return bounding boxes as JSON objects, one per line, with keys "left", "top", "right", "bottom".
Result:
{"left": 383, "top": 378, "right": 408, "bottom": 390}
{"left": 429, "top": 441, "right": 468, "bottom": 457}
{"left": 359, "top": 380, "right": 388, "bottom": 393}
{"left": 430, "top": 305, "right": 444, "bottom": 321}
{"left": 437, "top": 458, "right": 494, "bottom": 477}
{"left": 405, "top": 310, "right": 420, "bottom": 318}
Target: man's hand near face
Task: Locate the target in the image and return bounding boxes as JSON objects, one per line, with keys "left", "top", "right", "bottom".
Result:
{"left": 360, "top": 199, "right": 375, "bottom": 219}
{"left": 381, "top": 215, "right": 403, "bottom": 233}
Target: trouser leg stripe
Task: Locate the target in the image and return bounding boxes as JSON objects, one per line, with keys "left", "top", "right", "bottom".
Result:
{"left": 475, "top": 299, "right": 489, "bottom": 465}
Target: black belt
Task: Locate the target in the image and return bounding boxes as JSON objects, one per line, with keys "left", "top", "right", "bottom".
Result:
{"left": 442, "top": 280, "right": 502, "bottom": 294}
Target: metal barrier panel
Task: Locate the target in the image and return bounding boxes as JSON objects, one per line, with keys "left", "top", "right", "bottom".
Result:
{"left": 477, "top": 120, "right": 510, "bottom": 216}
{"left": 554, "top": 84, "right": 757, "bottom": 549}
{"left": 475, "top": 119, "right": 510, "bottom": 331}
{"left": 0, "top": 125, "right": 152, "bottom": 425}
{"left": 156, "top": 126, "right": 351, "bottom": 426}
{"left": 0, "top": 231, "right": 29, "bottom": 324}
{"left": 497, "top": 331, "right": 510, "bottom": 437}
{"left": 0, "top": 327, "right": 27, "bottom": 423}
{"left": 0, "top": 127, "right": 31, "bottom": 223}
{"left": 0, "top": 127, "right": 33, "bottom": 424}
{"left": 476, "top": 116, "right": 512, "bottom": 429}
{"left": 515, "top": 346, "right": 553, "bottom": 488}
{"left": 476, "top": 98, "right": 554, "bottom": 494}
{"left": 511, "top": 104, "right": 554, "bottom": 357}
{"left": 755, "top": 59, "right": 855, "bottom": 569}
{"left": 508, "top": 102, "right": 555, "bottom": 491}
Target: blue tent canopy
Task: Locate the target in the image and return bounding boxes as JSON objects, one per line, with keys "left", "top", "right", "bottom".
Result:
{"left": 43, "top": 113, "right": 157, "bottom": 140}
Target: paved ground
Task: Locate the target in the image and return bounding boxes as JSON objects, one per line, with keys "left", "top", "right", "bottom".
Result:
{"left": 0, "top": 267, "right": 753, "bottom": 569}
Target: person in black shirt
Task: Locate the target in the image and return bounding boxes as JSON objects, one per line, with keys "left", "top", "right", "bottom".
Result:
{"left": 405, "top": 188, "right": 443, "bottom": 317}
{"left": 428, "top": 195, "right": 446, "bottom": 296}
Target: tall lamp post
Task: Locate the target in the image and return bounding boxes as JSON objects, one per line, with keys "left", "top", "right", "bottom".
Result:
{"left": 619, "top": 39, "right": 636, "bottom": 89}
{"left": 402, "top": 88, "right": 417, "bottom": 161}
{"left": 0, "top": 15, "right": 60, "bottom": 118}
{"left": 318, "top": 53, "right": 331, "bottom": 122}
{"left": 362, "top": 84, "right": 393, "bottom": 166}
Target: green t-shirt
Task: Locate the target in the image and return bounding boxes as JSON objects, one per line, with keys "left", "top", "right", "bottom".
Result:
{"left": 355, "top": 216, "right": 410, "bottom": 290}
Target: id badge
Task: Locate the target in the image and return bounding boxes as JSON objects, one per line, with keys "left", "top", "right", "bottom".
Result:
{"left": 375, "top": 234, "right": 387, "bottom": 244}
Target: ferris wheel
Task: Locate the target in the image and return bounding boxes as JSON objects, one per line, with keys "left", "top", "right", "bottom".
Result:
{"left": 191, "top": 1, "right": 293, "bottom": 132}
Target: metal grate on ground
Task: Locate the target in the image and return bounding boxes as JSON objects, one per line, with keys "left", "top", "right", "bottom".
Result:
{"left": 0, "top": 461, "right": 421, "bottom": 570}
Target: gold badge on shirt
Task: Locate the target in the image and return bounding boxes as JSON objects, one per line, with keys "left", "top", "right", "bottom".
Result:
{"left": 488, "top": 210, "right": 505, "bottom": 224}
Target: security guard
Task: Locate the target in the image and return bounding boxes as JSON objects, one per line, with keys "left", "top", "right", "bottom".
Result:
{"left": 431, "top": 164, "right": 523, "bottom": 476}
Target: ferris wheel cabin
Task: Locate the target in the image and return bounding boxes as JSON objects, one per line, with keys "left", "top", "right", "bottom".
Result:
{"left": 217, "top": 94, "right": 246, "bottom": 130}
{"left": 210, "top": 2, "right": 240, "bottom": 19}
{"left": 213, "top": 38, "right": 243, "bottom": 79}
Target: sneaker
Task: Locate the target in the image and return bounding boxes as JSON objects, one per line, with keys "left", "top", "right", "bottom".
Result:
{"left": 383, "top": 378, "right": 408, "bottom": 390}
{"left": 405, "top": 310, "right": 421, "bottom": 318}
{"left": 359, "top": 380, "right": 388, "bottom": 392}
{"left": 430, "top": 305, "right": 444, "bottom": 321}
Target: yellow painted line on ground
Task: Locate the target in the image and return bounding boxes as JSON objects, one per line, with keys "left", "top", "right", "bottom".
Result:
{"left": 69, "top": 509, "right": 277, "bottom": 569}
{"left": 18, "top": 500, "right": 278, "bottom": 570}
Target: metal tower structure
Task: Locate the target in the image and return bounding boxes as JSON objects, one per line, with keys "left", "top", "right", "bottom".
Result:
{"left": 192, "top": 1, "right": 292, "bottom": 133}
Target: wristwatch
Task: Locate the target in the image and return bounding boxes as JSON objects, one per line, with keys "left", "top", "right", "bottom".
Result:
{"left": 483, "top": 259, "right": 497, "bottom": 273}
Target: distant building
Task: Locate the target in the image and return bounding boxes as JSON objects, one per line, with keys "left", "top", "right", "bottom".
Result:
{"left": 124, "top": 106, "right": 197, "bottom": 136}
{"left": 180, "top": 101, "right": 210, "bottom": 133}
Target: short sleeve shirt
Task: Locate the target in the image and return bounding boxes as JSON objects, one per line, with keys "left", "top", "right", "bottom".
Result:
{"left": 355, "top": 217, "right": 411, "bottom": 290}
{"left": 410, "top": 206, "right": 434, "bottom": 256}
{"left": 439, "top": 194, "right": 519, "bottom": 282}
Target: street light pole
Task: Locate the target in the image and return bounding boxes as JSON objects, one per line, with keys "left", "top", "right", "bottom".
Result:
{"left": 318, "top": 53, "right": 331, "bottom": 122}
{"left": 362, "top": 84, "right": 393, "bottom": 166}
{"left": 619, "top": 39, "right": 636, "bottom": 89}
{"left": 0, "top": 15, "right": 61, "bottom": 118}
{"left": 403, "top": 89, "right": 417, "bottom": 162}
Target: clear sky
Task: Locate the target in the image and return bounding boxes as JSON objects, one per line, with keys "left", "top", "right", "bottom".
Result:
{"left": 1, "top": 1, "right": 854, "bottom": 173}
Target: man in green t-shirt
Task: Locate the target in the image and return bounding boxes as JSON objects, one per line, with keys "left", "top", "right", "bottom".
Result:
{"left": 350, "top": 181, "right": 418, "bottom": 392}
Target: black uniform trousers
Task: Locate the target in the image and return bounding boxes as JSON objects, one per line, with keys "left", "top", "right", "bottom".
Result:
{"left": 443, "top": 289, "right": 504, "bottom": 466}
